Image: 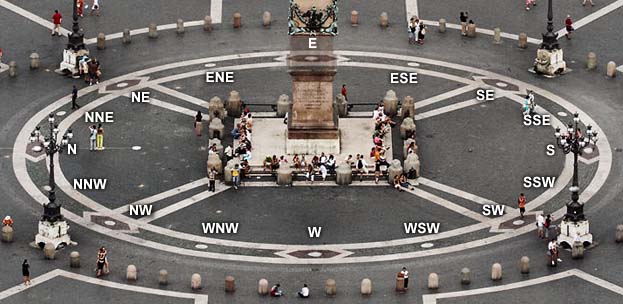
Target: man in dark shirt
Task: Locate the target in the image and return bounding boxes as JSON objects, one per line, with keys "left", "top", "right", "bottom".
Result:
{"left": 71, "top": 85, "right": 80, "bottom": 109}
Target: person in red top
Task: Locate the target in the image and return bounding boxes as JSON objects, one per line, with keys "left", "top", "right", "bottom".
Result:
{"left": 77, "top": 0, "right": 84, "bottom": 18}
{"left": 341, "top": 84, "right": 347, "bottom": 101}
{"left": 518, "top": 193, "right": 527, "bottom": 219}
{"left": 52, "top": 10, "right": 62, "bottom": 36}
{"left": 564, "top": 15, "right": 574, "bottom": 39}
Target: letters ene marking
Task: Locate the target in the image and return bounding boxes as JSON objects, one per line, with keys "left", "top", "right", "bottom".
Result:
{"left": 129, "top": 205, "right": 153, "bottom": 216}
{"left": 482, "top": 205, "right": 505, "bottom": 216}
{"left": 308, "top": 226, "right": 322, "bottom": 238}
{"left": 206, "top": 71, "right": 234, "bottom": 83}
{"left": 523, "top": 176, "right": 556, "bottom": 188}
{"left": 202, "top": 222, "right": 239, "bottom": 234}
{"left": 476, "top": 89, "right": 495, "bottom": 101}
{"left": 523, "top": 114, "right": 551, "bottom": 126}
{"left": 390, "top": 72, "right": 418, "bottom": 84}
{"left": 403, "top": 222, "right": 440, "bottom": 234}
{"left": 84, "top": 112, "right": 114, "bottom": 123}
{"left": 72, "top": 178, "right": 107, "bottom": 190}
{"left": 130, "top": 91, "right": 150, "bottom": 103}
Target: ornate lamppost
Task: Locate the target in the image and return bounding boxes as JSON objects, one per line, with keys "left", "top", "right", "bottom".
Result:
{"left": 32, "top": 114, "right": 73, "bottom": 249}
{"left": 534, "top": 0, "right": 567, "bottom": 76}
{"left": 59, "top": 0, "right": 89, "bottom": 76}
{"left": 554, "top": 113, "right": 597, "bottom": 247}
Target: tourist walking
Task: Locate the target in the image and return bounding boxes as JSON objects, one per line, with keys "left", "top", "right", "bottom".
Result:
{"left": 399, "top": 267, "right": 409, "bottom": 289}
{"left": 298, "top": 284, "right": 310, "bottom": 298}
{"left": 459, "top": 12, "right": 468, "bottom": 36}
{"left": 71, "top": 85, "right": 80, "bottom": 109}
{"left": 194, "top": 111, "right": 203, "bottom": 136}
{"left": 408, "top": 18, "right": 417, "bottom": 44}
{"left": 526, "top": 0, "right": 536, "bottom": 10}
{"left": 89, "top": 124, "right": 97, "bottom": 151}
{"left": 582, "top": 0, "right": 594, "bottom": 7}
{"left": 77, "top": 0, "right": 85, "bottom": 18}
{"left": 537, "top": 213, "right": 545, "bottom": 238}
{"left": 90, "top": 0, "right": 101, "bottom": 16}
{"left": 208, "top": 167, "right": 217, "bottom": 192}
{"left": 22, "top": 260, "right": 31, "bottom": 285}
{"left": 518, "top": 193, "right": 527, "bottom": 218}
{"left": 548, "top": 238, "right": 562, "bottom": 266}
{"left": 341, "top": 84, "right": 348, "bottom": 101}
{"left": 565, "top": 15, "right": 574, "bottom": 39}
{"left": 96, "top": 123, "right": 104, "bottom": 150}
{"left": 95, "top": 247, "right": 109, "bottom": 277}
{"left": 52, "top": 10, "right": 63, "bottom": 36}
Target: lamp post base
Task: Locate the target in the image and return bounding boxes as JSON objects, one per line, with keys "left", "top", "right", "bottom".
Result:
{"left": 35, "top": 219, "right": 71, "bottom": 250}
{"left": 558, "top": 219, "right": 592, "bottom": 248}
{"left": 58, "top": 48, "right": 90, "bottom": 77}
{"left": 534, "top": 48, "right": 566, "bottom": 76}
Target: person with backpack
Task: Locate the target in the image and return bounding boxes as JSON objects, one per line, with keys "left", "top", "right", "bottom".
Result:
{"left": 356, "top": 154, "right": 368, "bottom": 182}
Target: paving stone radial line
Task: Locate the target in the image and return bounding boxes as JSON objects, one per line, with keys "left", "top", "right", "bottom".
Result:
{"left": 12, "top": 51, "right": 612, "bottom": 264}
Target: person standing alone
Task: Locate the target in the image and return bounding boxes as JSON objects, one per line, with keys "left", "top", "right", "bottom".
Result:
{"left": 399, "top": 267, "right": 409, "bottom": 290}
{"left": 96, "top": 123, "right": 104, "bottom": 150}
{"left": 341, "top": 84, "right": 348, "bottom": 101}
{"left": 208, "top": 167, "right": 217, "bottom": 192}
{"left": 459, "top": 12, "right": 468, "bottom": 36}
{"left": 52, "top": 10, "right": 62, "bottom": 36}
{"left": 194, "top": 111, "right": 203, "bottom": 136}
{"left": 22, "top": 260, "right": 31, "bottom": 286}
{"left": 518, "top": 193, "right": 527, "bottom": 219}
{"left": 89, "top": 124, "right": 97, "bottom": 151}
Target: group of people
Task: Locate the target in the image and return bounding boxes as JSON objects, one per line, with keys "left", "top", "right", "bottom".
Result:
{"left": 408, "top": 17, "right": 427, "bottom": 44}
{"left": 231, "top": 108, "right": 254, "bottom": 161}
{"left": 88, "top": 124, "right": 105, "bottom": 151}
{"left": 79, "top": 56, "right": 102, "bottom": 86}
{"left": 371, "top": 103, "right": 394, "bottom": 184}
{"left": 536, "top": 213, "right": 563, "bottom": 266}
{"left": 51, "top": 0, "right": 101, "bottom": 36}
{"left": 269, "top": 283, "right": 311, "bottom": 298}
{"left": 293, "top": 153, "right": 337, "bottom": 183}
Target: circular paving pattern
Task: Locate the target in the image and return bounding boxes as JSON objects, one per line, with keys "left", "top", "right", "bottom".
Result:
{"left": 13, "top": 51, "right": 612, "bottom": 264}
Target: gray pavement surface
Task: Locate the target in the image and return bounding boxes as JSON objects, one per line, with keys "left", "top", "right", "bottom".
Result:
{"left": 1, "top": 0, "right": 622, "bottom": 303}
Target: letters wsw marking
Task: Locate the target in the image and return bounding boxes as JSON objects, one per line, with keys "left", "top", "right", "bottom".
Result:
{"left": 403, "top": 222, "right": 440, "bottom": 234}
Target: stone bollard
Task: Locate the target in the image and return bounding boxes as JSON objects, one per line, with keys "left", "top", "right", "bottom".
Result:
{"left": 209, "top": 118, "right": 225, "bottom": 139}
{"left": 403, "top": 153, "right": 421, "bottom": 178}
{"left": 233, "top": 12, "right": 242, "bottom": 28}
{"left": 395, "top": 273, "right": 406, "bottom": 292}
{"left": 325, "top": 279, "right": 337, "bottom": 296}
{"left": 159, "top": 269, "right": 168, "bottom": 285}
{"left": 225, "top": 275, "right": 236, "bottom": 292}
{"left": 461, "top": 268, "right": 471, "bottom": 285}
{"left": 97, "top": 33, "right": 106, "bottom": 50}
{"left": 388, "top": 160, "right": 403, "bottom": 184}
{"left": 43, "top": 242, "right": 56, "bottom": 259}
{"left": 572, "top": 241, "right": 584, "bottom": 259}
{"left": 276, "top": 94, "right": 290, "bottom": 117}
{"left": 493, "top": 28, "right": 501, "bottom": 44}
{"left": 29, "top": 53, "right": 40, "bottom": 69}
{"left": 400, "top": 117, "right": 416, "bottom": 139}
{"left": 258, "top": 278, "right": 269, "bottom": 295}
{"left": 262, "top": 11, "right": 271, "bottom": 27}
{"left": 586, "top": 52, "right": 597, "bottom": 70}
{"left": 351, "top": 10, "right": 359, "bottom": 26}
{"left": 491, "top": 263, "right": 502, "bottom": 281}
{"left": 122, "top": 29, "right": 131, "bottom": 44}
{"left": 616, "top": 225, "right": 623, "bottom": 243}
{"left": 69, "top": 251, "right": 80, "bottom": 268}
{"left": 208, "top": 96, "right": 226, "bottom": 119}
{"left": 520, "top": 256, "right": 530, "bottom": 274}
{"left": 361, "top": 278, "right": 372, "bottom": 295}
{"left": 127, "top": 265, "right": 138, "bottom": 281}
{"left": 336, "top": 165, "right": 353, "bottom": 185}
{"left": 380, "top": 12, "right": 389, "bottom": 28}
{"left": 467, "top": 23, "right": 476, "bottom": 37}
{"left": 335, "top": 94, "right": 348, "bottom": 117}
{"left": 428, "top": 273, "right": 439, "bottom": 290}
{"left": 383, "top": 90, "right": 399, "bottom": 116}
{"left": 438, "top": 18, "right": 446, "bottom": 33}
{"left": 401, "top": 95, "right": 415, "bottom": 118}
{"left": 1, "top": 225, "right": 14, "bottom": 243}
{"left": 207, "top": 153, "right": 223, "bottom": 174}
{"left": 191, "top": 273, "right": 202, "bottom": 289}
{"left": 8, "top": 61, "right": 17, "bottom": 77}
{"left": 606, "top": 61, "right": 617, "bottom": 78}
{"left": 204, "top": 16, "right": 212, "bottom": 32}
{"left": 226, "top": 90, "right": 242, "bottom": 117}
{"left": 518, "top": 33, "right": 528, "bottom": 49}
{"left": 148, "top": 23, "right": 158, "bottom": 39}
{"left": 177, "top": 19, "right": 185, "bottom": 34}
{"left": 277, "top": 167, "right": 293, "bottom": 186}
